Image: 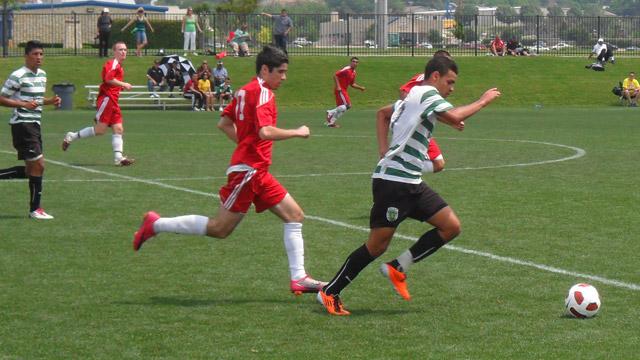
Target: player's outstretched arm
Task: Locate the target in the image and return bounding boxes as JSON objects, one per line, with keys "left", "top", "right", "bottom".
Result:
{"left": 218, "top": 115, "right": 238, "bottom": 143}
{"left": 259, "top": 125, "right": 309, "bottom": 141}
{"left": 437, "top": 88, "right": 501, "bottom": 129}
{"left": 0, "top": 96, "right": 37, "bottom": 109}
{"left": 376, "top": 104, "right": 393, "bottom": 158}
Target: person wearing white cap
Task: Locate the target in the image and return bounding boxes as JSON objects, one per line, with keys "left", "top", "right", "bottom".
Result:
{"left": 589, "top": 38, "right": 609, "bottom": 65}
{"left": 96, "top": 8, "right": 112, "bottom": 57}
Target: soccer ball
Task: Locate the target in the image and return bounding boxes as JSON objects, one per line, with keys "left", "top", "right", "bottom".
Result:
{"left": 565, "top": 283, "right": 601, "bottom": 318}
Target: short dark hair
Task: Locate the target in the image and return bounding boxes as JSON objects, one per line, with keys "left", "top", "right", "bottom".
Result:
{"left": 24, "top": 40, "right": 43, "bottom": 55}
{"left": 425, "top": 56, "right": 458, "bottom": 79}
{"left": 350, "top": 56, "right": 359, "bottom": 62}
{"left": 256, "top": 45, "right": 288, "bottom": 75}
{"left": 433, "top": 49, "right": 451, "bottom": 59}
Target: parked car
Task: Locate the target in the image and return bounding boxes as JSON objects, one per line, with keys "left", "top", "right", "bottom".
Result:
{"left": 625, "top": 46, "right": 639, "bottom": 51}
{"left": 417, "top": 42, "right": 433, "bottom": 49}
{"left": 364, "top": 39, "right": 377, "bottom": 48}
{"left": 462, "top": 42, "right": 486, "bottom": 50}
{"left": 531, "top": 41, "right": 550, "bottom": 52}
{"left": 292, "top": 37, "right": 312, "bottom": 46}
{"left": 551, "top": 42, "right": 573, "bottom": 50}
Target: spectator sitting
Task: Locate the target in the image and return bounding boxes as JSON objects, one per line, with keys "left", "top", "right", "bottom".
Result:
{"left": 506, "top": 39, "right": 529, "bottom": 56}
{"left": 230, "top": 23, "right": 251, "bottom": 57}
{"left": 198, "top": 72, "right": 215, "bottom": 111}
{"left": 215, "top": 77, "right": 233, "bottom": 111}
{"left": 196, "top": 59, "right": 211, "bottom": 79}
{"left": 490, "top": 35, "right": 505, "bottom": 56}
{"left": 183, "top": 73, "right": 204, "bottom": 111}
{"left": 622, "top": 71, "right": 639, "bottom": 107}
{"left": 146, "top": 59, "right": 167, "bottom": 98}
{"left": 166, "top": 61, "right": 183, "bottom": 97}
{"left": 589, "top": 38, "right": 610, "bottom": 65}
{"left": 212, "top": 60, "right": 228, "bottom": 87}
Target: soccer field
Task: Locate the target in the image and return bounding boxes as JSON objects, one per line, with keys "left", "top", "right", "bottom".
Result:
{"left": 1, "top": 107, "right": 639, "bottom": 358}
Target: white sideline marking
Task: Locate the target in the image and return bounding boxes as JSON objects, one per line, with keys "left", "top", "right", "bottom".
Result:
{"left": 2, "top": 151, "right": 636, "bottom": 292}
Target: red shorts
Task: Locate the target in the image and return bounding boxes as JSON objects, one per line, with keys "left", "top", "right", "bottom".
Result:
{"left": 95, "top": 95, "right": 123, "bottom": 126}
{"left": 219, "top": 170, "right": 287, "bottom": 213}
{"left": 334, "top": 89, "right": 351, "bottom": 107}
{"left": 427, "top": 138, "right": 443, "bottom": 161}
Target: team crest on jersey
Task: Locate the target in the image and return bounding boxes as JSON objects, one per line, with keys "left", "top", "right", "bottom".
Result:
{"left": 386, "top": 207, "right": 399, "bottom": 222}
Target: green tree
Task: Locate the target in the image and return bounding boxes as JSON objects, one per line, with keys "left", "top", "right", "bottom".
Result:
{"left": 216, "top": 0, "right": 258, "bottom": 14}
{"left": 454, "top": 4, "right": 478, "bottom": 26}
{"left": 427, "top": 29, "right": 443, "bottom": 44}
{"left": 582, "top": 4, "right": 603, "bottom": 16}
{"left": 496, "top": 5, "right": 518, "bottom": 24}
{"left": 567, "top": 7, "right": 583, "bottom": 16}
{"left": 547, "top": 5, "right": 565, "bottom": 16}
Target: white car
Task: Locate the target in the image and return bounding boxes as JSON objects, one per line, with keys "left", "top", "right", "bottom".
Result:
{"left": 551, "top": 42, "right": 573, "bottom": 50}
{"left": 417, "top": 42, "right": 433, "bottom": 49}
{"left": 364, "top": 40, "right": 377, "bottom": 48}
{"left": 292, "top": 37, "right": 312, "bottom": 46}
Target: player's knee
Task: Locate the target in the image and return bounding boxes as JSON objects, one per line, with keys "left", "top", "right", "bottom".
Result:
{"left": 289, "top": 209, "right": 304, "bottom": 223}
{"left": 441, "top": 220, "right": 461, "bottom": 242}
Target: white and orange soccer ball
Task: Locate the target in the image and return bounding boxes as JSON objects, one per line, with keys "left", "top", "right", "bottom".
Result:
{"left": 565, "top": 283, "right": 601, "bottom": 318}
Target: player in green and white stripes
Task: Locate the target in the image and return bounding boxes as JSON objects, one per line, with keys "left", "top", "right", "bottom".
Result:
{"left": 318, "top": 55, "right": 501, "bottom": 315}
{"left": 2, "top": 41, "right": 61, "bottom": 219}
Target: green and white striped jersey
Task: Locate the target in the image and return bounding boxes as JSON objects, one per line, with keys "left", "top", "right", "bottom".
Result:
{"left": 373, "top": 85, "right": 453, "bottom": 184}
{"left": 2, "top": 66, "right": 46, "bottom": 124}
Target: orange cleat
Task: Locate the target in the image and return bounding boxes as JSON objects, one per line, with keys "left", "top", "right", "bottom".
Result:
{"left": 317, "top": 290, "right": 350, "bottom": 316}
{"left": 380, "top": 263, "right": 411, "bottom": 300}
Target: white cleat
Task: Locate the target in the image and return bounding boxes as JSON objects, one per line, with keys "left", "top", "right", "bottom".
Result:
{"left": 115, "top": 157, "right": 135, "bottom": 166}
{"left": 62, "top": 132, "right": 73, "bottom": 151}
{"left": 29, "top": 208, "right": 54, "bottom": 220}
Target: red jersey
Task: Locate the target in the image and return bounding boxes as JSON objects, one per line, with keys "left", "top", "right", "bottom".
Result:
{"left": 222, "top": 77, "right": 278, "bottom": 170}
{"left": 335, "top": 66, "right": 356, "bottom": 91}
{"left": 98, "top": 59, "right": 124, "bottom": 100}
{"left": 399, "top": 73, "right": 424, "bottom": 94}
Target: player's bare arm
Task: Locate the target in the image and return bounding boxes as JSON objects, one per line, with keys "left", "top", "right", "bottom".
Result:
{"left": 376, "top": 104, "right": 393, "bottom": 158}
{"left": 259, "top": 125, "right": 310, "bottom": 140}
{"left": 43, "top": 95, "right": 62, "bottom": 107}
{"left": 353, "top": 83, "right": 366, "bottom": 91}
{"left": 106, "top": 79, "right": 132, "bottom": 90}
{"left": 0, "top": 96, "right": 38, "bottom": 109}
{"left": 437, "top": 88, "right": 501, "bottom": 127}
{"left": 217, "top": 115, "right": 238, "bottom": 143}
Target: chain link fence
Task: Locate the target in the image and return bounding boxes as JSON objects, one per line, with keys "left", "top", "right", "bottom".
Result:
{"left": 1, "top": 11, "right": 639, "bottom": 57}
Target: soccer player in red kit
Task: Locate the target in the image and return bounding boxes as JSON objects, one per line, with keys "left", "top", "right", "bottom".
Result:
{"left": 325, "top": 57, "right": 365, "bottom": 128}
{"left": 61, "top": 41, "right": 135, "bottom": 166}
{"left": 133, "top": 45, "right": 327, "bottom": 295}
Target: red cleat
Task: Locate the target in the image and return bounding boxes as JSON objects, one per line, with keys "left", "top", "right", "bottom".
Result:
{"left": 133, "top": 211, "right": 160, "bottom": 251}
{"left": 290, "top": 275, "right": 327, "bottom": 295}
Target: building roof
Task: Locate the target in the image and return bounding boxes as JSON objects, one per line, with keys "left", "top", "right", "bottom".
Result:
{"left": 19, "top": 0, "right": 168, "bottom": 12}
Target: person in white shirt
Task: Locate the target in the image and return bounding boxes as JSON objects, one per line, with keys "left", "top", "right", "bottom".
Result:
{"left": 589, "top": 38, "right": 609, "bottom": 65}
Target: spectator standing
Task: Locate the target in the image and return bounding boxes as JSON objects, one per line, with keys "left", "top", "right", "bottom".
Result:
{"left": 183, "top": 73, "right": 204, "bottom": 111}
{"left": 198, "top": 72, "right": 215, "bottom": 111}
{"left": 121, "top": 7, "right": 154, "bottom": 57}
{"left": 166, "top": 61, "right": 183, "bottom": 96}
{"left": 96, "top": 8, "right": 112, "bottom": 58}
{"left": 230, "top": 23, "right": 251, "bottom": 57}
{"left": 146, "top": 59, "right": 166, "bottom": 98}
{"left": 182, "top": 7, "right": 202, "bottom": 57}
{"left": 490, "top": 35, "right": 505, "bottom": 56}
{"left": 212, "top": 60, "right": 228, "bottom": 87}
{"left": 622, "top": 71, "right": 639, "bottom": 107}
{"left": 1, "top": 41, "right": 60, "bottom": 218}
{"left": 261, "top": 9, "right": 293, "bottom": 54}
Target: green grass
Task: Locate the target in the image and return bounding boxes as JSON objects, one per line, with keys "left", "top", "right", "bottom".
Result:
{"left": 0, "top": 55, "right": 639, "bottom": 109}
{"left": 1, "top": 106, "right": 639, "bottom": 358}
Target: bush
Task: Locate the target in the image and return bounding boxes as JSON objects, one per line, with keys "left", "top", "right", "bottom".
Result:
{"left": 110, "top": 19, "right": 183, "bottom": 49}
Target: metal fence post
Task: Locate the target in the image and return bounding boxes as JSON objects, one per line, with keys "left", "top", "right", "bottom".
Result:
{"left": 411, "top": 13, "right": 415, "bottom": 57}
{"left": 73, "top": 12, "right": 77, "bottom": 56}
{"left": 536, "top": 15, "right": 540, "bottom": 54}
{"left": 2, "top": 7, "right": 7, "bottom": 58}
{"left": 346, "top": 13, "right": 350, "bottom": 56}
{"left": 597, "top": 16, "right": 601, "bottom": 39}
{"left": 474, "top": 14, "right": 478, "bottom": 57}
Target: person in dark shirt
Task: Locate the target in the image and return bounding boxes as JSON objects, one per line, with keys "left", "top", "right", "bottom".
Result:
{"left": 166, "top": 62, "right": 184, "bottom": 97}
{"left": 506, "top": 39, "right": 529, "bottom": 56}
{"left": 146, "top": 59, "right": 166, "bottom": 98}
{"left": 96, "top": 8, "right": 112, "bottom": 57}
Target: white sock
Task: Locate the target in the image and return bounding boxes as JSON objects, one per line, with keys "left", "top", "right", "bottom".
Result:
{"left": 112, "top": 134, "right": 123, "bottom": 162}
{"left": 395, "top": 250, "right": 414, "bottom": 273}
{"left": 153, "top": 215, "right": 208, "bottom": 236}
{"left": 283, "top": 222, "right": 306, "bottom": 280}
{"left": 77, "top": 126, "right": 95, "bottom": 140}
{"left": 334, "top": 105, "right": 347, "bottom": 120}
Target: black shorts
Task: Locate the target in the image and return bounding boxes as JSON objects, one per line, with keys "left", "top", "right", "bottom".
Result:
{"left": 11, "top": 122, "right": 43, "bottom": 161}
{"left": 369, "top": 178, "right": 448, "bottom": 228}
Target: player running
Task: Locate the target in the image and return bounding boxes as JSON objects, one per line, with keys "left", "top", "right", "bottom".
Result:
{"left": 133, "top": 45, "right": 326, "bottom": 295}
{"left": 318, "top": 56, "right": 501, "bottom": 315}
{"left": 325, "top": 57, "right": 365, "bottom": 128}
{"left": 61, "top": 41, "right": 135, "bottom": 166}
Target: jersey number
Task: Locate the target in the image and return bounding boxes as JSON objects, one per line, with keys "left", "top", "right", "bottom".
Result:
{"left": 235, "top": 90, "right": 246, "bottom": 121}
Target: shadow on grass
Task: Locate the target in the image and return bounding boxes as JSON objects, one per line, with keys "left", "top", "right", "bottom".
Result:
{"left": 0, "top": 215, "right": 27, "bottom": 219}
{"left": 312, "top": 308, "right": 412, "bottom": 317}
{"left": 115, "top": 296, "right": 293, "bottom": 307}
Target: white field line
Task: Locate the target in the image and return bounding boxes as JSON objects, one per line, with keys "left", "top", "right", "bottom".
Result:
{"left": 0, "top": 139, "right": 587, "bottom": 183}
{"left": 3, "top": 151, "right": 637, "bottom": 292}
